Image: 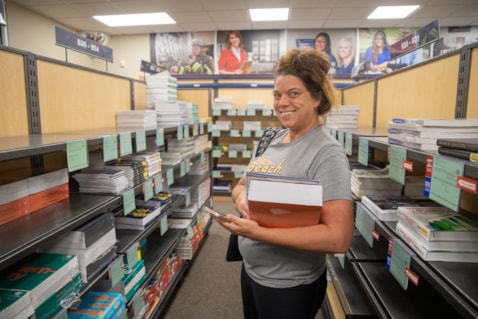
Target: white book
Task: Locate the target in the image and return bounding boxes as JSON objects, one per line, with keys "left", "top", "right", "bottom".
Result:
{"left": 391, "top": 118, "right": 478, "bottom": 127}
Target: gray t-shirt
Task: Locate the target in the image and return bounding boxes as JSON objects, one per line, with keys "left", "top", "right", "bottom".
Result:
{"left": 239, "top": 126, "right": 352, "bottom": 288}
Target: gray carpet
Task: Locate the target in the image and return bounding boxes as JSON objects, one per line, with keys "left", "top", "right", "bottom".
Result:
{"left": 163, "top": 197, "right": 243, "bottom": 319}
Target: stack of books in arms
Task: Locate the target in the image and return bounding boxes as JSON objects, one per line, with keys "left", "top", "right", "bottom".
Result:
{"left": 351, "top": 167, "right": 403, "bottom": 198}
{"left": 68, "top": 291, "right": 126, "bottom": 319}
{"left": 387, "top": 118, "right": 478, "bottom": 151}
{"left": 0, "top": 252, "right": 83, "bottom": 319}
{"left": 395, "top": 206, "right": 478, "bottom": 262}
{"left": 361, "top": 194, "right": 439, "bottom": 222}
{"left": 72, "top": 168, "right": 130, "bottom": 195}
{"left": 436, "top": 137, "right": 478, "bottom": 163}
{"left": 39, "top": 213, "right": 118, "bottom": 283}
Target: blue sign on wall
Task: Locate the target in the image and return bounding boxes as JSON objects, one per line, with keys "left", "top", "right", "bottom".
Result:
{"left": 55, "top": 25, "right": 113, "bottom": 62}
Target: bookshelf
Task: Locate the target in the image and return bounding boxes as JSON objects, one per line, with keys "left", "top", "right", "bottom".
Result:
{"left": 211, "top": 108, "right": 282, "bottom": 195}
{"left": 325, "top": 127, "right": 478, "bottom": 318}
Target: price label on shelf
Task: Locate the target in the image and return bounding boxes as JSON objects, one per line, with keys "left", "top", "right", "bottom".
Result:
{"left": 123, "top": 189, "right": 136, "bottom": 215}
{"left": 237, "top": 109, "right": 246, "bottom": 116}
{"left": 357, "top": 137, "right": 369, "bottom": 166}
{"left": 389, "top": 145, "right": 407, "bottom": 185}
{"left": 66, "top": 140, "right": 88, "bottom": 172}
{"left": 337, "top": 130, "right": 345, "bottom": 148}
{"left": 143, "top": 179, "right": 153, "bottom": 201}
{"left": 135, "top": 130, "right": 146, "bottom": 152}
{"left": 345, "top": 133, "right": 353, "bottom": 156}
{"left": 119, "top": 133, "right": 133, "bottom": 156}
{"left": 429, "top": 156, "right": 464, "bottom": 211}
{"left": 103, "top": 135, "right": 118, "bottom": 162}
{"left": 389, "top": 239, "right": 416, "bottom": 290}
{"left": 154, "top": 175, "right": 163, "bottom": 194}
{"left": 212, "top": 109, "right": 221, "bottom": 116}
{"left": 242, "top": 130, "right": 251, "bottom": 137}
{"left": 156, "top": 128, "right": 165, "bottom": 146}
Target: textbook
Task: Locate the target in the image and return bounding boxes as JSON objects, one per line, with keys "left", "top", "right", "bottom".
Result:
{"left": 115, "top": 205, "right": 163, "bottom": 230}
{"left": 0, "top": 253, "right": 80, "bottom": 309}
{"left": 68, "top": 291, "right": 126, "bottom": 319}
{"left": 361, "top": 194, "right": 439, "bottom": 222}
{"left": 436, "top": 137, "right": 478, "bottom": 152}
{"left": 438, "top": 146, "right": 478, "bottom": 162}
{"left": 395, "top": 221, "right": 478, "bottom": 263}
{"left": 246, "top": 173, "right": 322, "bottom": 228}
{"left": 0, "top": 288, "right": 33, "bottom": 319}
{"left": 391, "top": 118, "right": 478, "bottom": 127}
{"left": 396, "top": 206, "right": 478, "bottom": 242}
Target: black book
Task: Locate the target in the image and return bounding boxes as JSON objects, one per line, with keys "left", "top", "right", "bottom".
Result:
{"left": 436, "top": 137, "right": 478, "bottom": 152}
{"left": 438, "top": 146, "right": 478, "bottom": 162}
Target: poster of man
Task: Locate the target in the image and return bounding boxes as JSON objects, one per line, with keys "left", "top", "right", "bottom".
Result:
{"left": 150, "top": 31, "right": 215, "bottom": 75}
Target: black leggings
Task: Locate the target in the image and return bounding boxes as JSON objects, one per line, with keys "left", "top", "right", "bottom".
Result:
{"left": 241, "top": 265, "right": 327, "bottom": 319}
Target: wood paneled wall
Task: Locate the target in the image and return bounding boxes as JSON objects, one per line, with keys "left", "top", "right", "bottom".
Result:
{"left": 466, "top": 46, "right": 478, "bottom": 119}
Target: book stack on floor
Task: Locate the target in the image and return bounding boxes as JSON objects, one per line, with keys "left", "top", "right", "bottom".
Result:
{"left": 39, "top": 213, "right": 118, "bottom": 283}
{"left": 351, "top": 167, "right": 403, "bottom": 198}
{"left": 145, "top": 71, "right": 178, "bottom": 108}
{"left": 68, "top": 291, "right": 126, "bottom": 319}
{"left": 121, "top": 151, "right": 162, "bottom": 180}
{"left": 387, "top": 118, "right": 478, "bottom": 151}
{"left": 395, "top": 206, "right": 478, "bottom": 262}
{"left": 72, "top": 168, "right": 130, "bottom": 195}
{"left": 116, "top": 110, "right": 157, "bottom": 130}
{"left": 361, "top": 194, "right": 440, "bottom": 222}
{"left": 325, "top": 105, "right": 360, "bottom": 129}
{"left": 436, "top": 137, "right": 478, "bottom": 163}
{"left": 0, "top": 253, "right": 83, "bottom": 319}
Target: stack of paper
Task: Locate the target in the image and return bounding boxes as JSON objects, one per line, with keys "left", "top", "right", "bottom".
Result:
{"left": 388, "top": 118, "right": 478, "bottom": 151}
{"left": 72, "top": 168, "right": 130, "bottom": 195}
{"left": 326, "top": 105, "right": 360, "bottom": 129}
{"left": 351, "top": 167, "right": 403, "bottom": 198}
{"left": 145, "top": 71, "right": 178, "bottom": 109}
{"left": 116, "top": 110, "right": 157, "bottom": 130}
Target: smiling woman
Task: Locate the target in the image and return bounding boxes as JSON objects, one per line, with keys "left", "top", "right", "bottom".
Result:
{"left": 213, "top": 48, "right": 354, "bottom": 319}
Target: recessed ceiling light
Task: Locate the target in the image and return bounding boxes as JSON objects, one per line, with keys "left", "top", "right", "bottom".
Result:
{"left": 249, "top": 8, "right": 289, "bottom": 22}
{"left": 368, "top": 5, "right": 420, "bottom": 19}
{"left": 93, "top": 12, "right": 176, "bottom": 27}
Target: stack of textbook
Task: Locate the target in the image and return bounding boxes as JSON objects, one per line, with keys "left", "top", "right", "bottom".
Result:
{"left": 436, "top": 137, "right": 478, "bottom": 162}
{"left": 116, "top": 110, "right": 157, "bottom": 130}
{"left": 121, "top": 151, "right": 162, "bottom": 179}
{"left": 395, "top": 206, "right": 478, "bottom": 262}
{"left": 108, "top": 159, "right": 146, "bottom": 188}
{"left": 0, "top": 288, "right": 34, "bottom": 319}
{"left": 145, "top": 71, "right": 178, "bottom": 108}
{"left": 388, "top": 118, "right": 478, "bottom": 151}
{"left": 39, "top": 213, "right": 118, "bottom": 283}
{"left": 155, "top": 100, "right": 192, "bottom": 127}
{"left": 351, "top": 167, "right": 402, "bottom": 198}
{"left": 325, "top": 105, "right": 360, "bottom": 129}
{"left": 72, "top": 168, "right": 130, "bottom": 195}
{"left": 161, "top": 136, "right": 195, "bottom": 165}
{"left": 115, "top": 205, "right": 163, "bottom": 230}
{"left": 0, "top": 253, "right": 83, "bottom": 319}
{"left": 213, "top": 97, "right": 233, "bottom": 110}
{"left": 68, "top": 291, "right": 126, "bottom": 319}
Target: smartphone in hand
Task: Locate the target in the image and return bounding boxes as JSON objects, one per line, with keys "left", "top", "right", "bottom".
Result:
{"left": 205, "top": 207, "right": 229, "bottom": 221}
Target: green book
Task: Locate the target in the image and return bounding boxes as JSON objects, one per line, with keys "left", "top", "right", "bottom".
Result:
{"left": 0, "top": 288, "right": 34, "bottom": 319}
{"left": 0, "top": 253, "right": 79, "bottom": 309}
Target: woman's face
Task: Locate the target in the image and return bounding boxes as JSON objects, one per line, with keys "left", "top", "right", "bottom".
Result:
{"left": 374, "top": 34, "right": 385, "bottom": 48}
{"left": 338, "top": 42, "right": 352, "bottom": 59}
{"left": 229, "top": 34, "right": 241, "bottom": 48}
{"left": 315, "top": 36, "right": 327, "bottom": 52}
{"left": 273, "top": 75, "right": 320, "bottom": 133}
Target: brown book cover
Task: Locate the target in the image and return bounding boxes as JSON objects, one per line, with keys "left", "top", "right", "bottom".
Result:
{"left": 0, "top": 196, "right": 29, "bottom": 225}
{"left": 28, "top": 183, "right": 69, "bottom": 213}
{"left": 248, "top": 200, "right": 321, "bottom": 228}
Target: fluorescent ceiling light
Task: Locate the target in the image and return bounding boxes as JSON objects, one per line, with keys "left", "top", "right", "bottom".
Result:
{"left": 93, "top": 12, "right": 175, "bottom": 27}
{"left": 368, "top": 5, "right": 420, "bottom": 19}
{"left": 249, "top": 8, "right": 289, "bottom": 22}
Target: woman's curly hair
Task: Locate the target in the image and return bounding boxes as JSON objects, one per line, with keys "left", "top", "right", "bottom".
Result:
{"left": 274, "top": 49, "right": 336, "bottom": 116}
